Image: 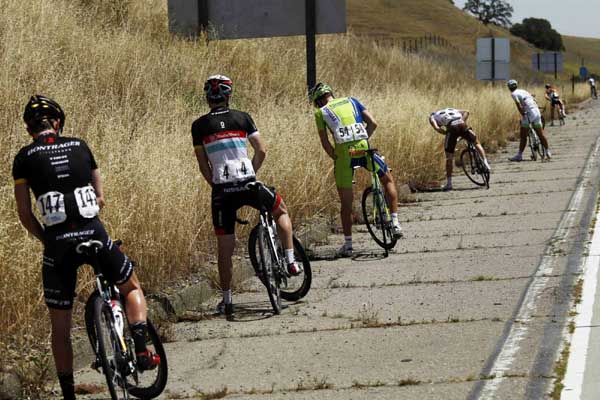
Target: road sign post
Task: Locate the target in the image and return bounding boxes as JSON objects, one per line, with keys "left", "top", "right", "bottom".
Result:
{"left": 532, "top": 52, "right": 563, "bottom": 78}
{"left": 306, "top": 0, "right": 317, "bottom": 90}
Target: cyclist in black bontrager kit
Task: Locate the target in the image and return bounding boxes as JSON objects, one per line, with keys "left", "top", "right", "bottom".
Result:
{"left": 12, "top": 96, "right": 159, "bottom": 400}
{"left": 192, "top": 75, "right": 302, "bottom": 317}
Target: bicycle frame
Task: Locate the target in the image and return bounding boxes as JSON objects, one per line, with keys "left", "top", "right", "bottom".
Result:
{"left": 78, "top": 241, "right": 135, "bottom": 378}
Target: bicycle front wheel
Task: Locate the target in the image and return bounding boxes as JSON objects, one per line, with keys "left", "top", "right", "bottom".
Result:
{"left": 256, "top": 224, "right": 282, "bottom": 314}
{"left": 126, "top": 318, "right": 168, "bottom": 399}
{"left": 460, "top": 148, "right": 487, "bottom": 187}
{"left": 248, "top": 227, "right": 312, "bottom": 301}
{"left": 361, "top": 186, "right": 397, "bottom": 251}
{"left": 92, "top": 296, "right": 129, "bottom": 400}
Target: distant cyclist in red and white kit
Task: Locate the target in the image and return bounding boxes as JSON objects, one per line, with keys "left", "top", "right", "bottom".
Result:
{"left": 429, "top": 108, "right": 490, "bottom": 191}
{"left": 192, "top": 75, "right": 301, "bottom": 317}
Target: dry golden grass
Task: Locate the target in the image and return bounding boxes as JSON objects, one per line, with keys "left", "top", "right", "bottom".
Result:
{"left": 0, "top": 0, "right": 592, "bottom": 393}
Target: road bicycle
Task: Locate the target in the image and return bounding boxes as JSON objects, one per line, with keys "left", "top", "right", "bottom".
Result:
{"left": 357, "top": 148, "right": 398, "bottom": 256}
{"left": 81, "top": 240, "right": 168, "bottom": 400}
{"left": 546, "top": 104, "right": 566, "bottom": 127}
{"left": 459, "top": 133, "right": 490, "bottom": 189}
{"left": 527, "top": 122, "right": 547, "bottom": 162}
{"left": 245, "top": 182, "right": 312, "bottom": 314}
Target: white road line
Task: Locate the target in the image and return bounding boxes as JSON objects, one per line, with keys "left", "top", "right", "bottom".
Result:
{"left": 561, "top": 201, "right": 600, "bottom": 399}
{"left": 478, "top": 138, "right": 600, "bottom": 399}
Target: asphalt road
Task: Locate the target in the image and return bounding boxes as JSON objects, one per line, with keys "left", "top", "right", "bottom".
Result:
{"left": 74, "top": 99, "right": 600, "bottom": 400}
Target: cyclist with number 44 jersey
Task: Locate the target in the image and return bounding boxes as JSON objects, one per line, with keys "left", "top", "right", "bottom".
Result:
{"left": 192, "top": 75, "right": 301, "bottom": 317}
{"left": 12, "top": 96, "right": 158, "bottom": 400}
{"left": 309, "top": 83, "right": 403, "bottom": 258}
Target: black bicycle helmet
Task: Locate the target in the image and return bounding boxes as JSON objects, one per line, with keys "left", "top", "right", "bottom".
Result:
{"left": 23, "top": 95, "right": 65, "bottom": 132}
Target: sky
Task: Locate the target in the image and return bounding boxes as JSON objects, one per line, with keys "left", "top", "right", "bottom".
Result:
{"left": 453, "top": 0, "right": 600, "bottom": 38}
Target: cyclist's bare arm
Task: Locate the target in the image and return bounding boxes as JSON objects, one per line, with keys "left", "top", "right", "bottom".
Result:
{"left": 194, "top": 148, "right": 213, "bottom": 186}
{"left": 459, "top": 110, "right": 470, "bottom": 122}
{"left": 362, "top": 110, "right": 378, "bottom": 138}
{"left": 91, "top": 169, "right": 105, "bottom": 208}
{"left": 248, "top": 133, "right": 266, "bottom": 173}
{"left": 514, "top": 102, "right": 525, "bottom": 116}
{"left": 318, "top": 128, "right": 336, "bottom": 160}
{"left": 428, "top": 115, "right": 445, "bottom": 134}
{"left": 14, "top": 183, "right": 44, "bottom": 242}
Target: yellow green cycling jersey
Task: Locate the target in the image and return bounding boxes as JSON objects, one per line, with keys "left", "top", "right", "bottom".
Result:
{"left": 315, "top": 97, "right": 387, "bottom": 188}
{"left": 315, "top": 97, "right": 369, "bottom": 145}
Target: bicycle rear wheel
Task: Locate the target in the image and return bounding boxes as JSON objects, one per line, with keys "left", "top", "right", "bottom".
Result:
{"left": 361, "top": 186, "right": 397, "bottom": 251}
{"left": 460, "top": 148, "right": 487, "bottom": 187}
{"left": 92, "top": 296, "right": 129, "bottom": 400}
{"left": 126, "top": 318, "right": 168, "bottom": 399}
{"left": 528, "top": 131, "right": 538, "bottom": 161}
{"left": 256, "top": 225, "right": 282, "bottom": 314}
{"left": 248, "top": 227, "right": 312, "bottom": 301}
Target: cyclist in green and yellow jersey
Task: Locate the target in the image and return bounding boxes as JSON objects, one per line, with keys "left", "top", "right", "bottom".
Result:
{"left": 309, "top": 83, "right": 403, "bottom": 257}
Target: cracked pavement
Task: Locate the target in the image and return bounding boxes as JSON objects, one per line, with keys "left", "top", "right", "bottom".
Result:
{"left": 74, "top": 100, "right": 600, "bottom": 399}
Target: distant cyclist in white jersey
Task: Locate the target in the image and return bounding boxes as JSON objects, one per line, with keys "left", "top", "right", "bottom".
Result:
{"left": 428, "top": 108, "right": 490, "bottom": 191}
{"left": 590, "top": 78, "right": 598, "bottom": 99}
{"left": 507, "top": 80, "right": 552, "bottom": 161}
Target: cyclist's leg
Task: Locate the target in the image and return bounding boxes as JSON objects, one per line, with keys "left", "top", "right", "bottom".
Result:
{"left": 335, "top": 144, "right": 355, "bottom": 247}
{"left": 463, "top": 127, "right": 488, "bottom": 167}
{"left": 531, "top": 116, "right": 549, "bottom": 151}
{"left": 369, "top": 153, "right": 398, "bottom": 213}
{"left": 42, "top": 240, "right": 79, "bottom": 400}
{"left": 211, "top": 188, "right": 237, "bottom": 295}
{"left": 550, "top": 104, "right": 555, "bottom": 124}
{"left": 444, "top": 129, "right": 460, "bottom": 186}
{"left": 250, "top": 183, "right": 295, "bottom": 260}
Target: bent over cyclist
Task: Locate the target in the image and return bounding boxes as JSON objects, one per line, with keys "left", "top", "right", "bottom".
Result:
{"left": 192, "top": 75, "right": 301, "bottom": 317}
{"left": 428, "top": 108, "right": 490, "bottom": 191}
{"left": 309, "top": 83, "right": 403, "bottom": 257}
{"left": 507, "top": 80, "right": 552, "bottom": 161}
{"left": 544, "top": 84, "right": 565, "bottom": 126}
{"left": 12, "top": 96, "right": 159, "bottom": 400}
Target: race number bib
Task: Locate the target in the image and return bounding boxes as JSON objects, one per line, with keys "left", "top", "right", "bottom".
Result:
{"left": 214, "top": 158, "right": 256, "bottom": 184}
{"left": 36, "top": 191, "right": 66, "bottom": 226}
{"left": 74, "top": 186, "right": 100, "bottom": 219}
{"left": 333, "top": 123, "right": 368, "bottom": 144}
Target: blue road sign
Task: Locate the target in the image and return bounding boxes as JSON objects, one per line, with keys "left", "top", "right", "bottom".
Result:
{"left": 581, "top": 66, "right": 588, "bottom": 78}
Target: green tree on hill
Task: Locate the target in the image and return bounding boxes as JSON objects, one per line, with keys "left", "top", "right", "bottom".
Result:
{"left": 510, "top": 18, "right": 565, "bottom": 51}
{"left": 463, "top": 0, "right": 513, "bottom": 27}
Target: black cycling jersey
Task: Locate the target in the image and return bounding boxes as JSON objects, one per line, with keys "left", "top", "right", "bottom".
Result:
{"left": 192, "top": 107, "right": 259, "bottom": 186}
{"left": 12, "top": 132, "right": 99, "bottom": 226}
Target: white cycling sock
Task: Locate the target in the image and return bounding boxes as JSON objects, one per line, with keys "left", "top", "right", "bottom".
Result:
{"left": 285, "top": 248, "right": 295, "bottom": 264}
{"left": 223, "top": 289, "right": 232, "bottom": 304}
{"left": 391, "top": 213, "right": 399, "bottom": 226}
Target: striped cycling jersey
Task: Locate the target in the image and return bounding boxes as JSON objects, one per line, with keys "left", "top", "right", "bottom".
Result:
{"left": 315, "top": 97, "right": 369, "bottom": 145}
{"left": 192, "top": 107, "right": 259, "bottom": 185}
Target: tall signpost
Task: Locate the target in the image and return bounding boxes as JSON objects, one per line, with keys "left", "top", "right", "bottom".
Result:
{"left": 476, "top": 38, "right": 510, "bottom": 84}
{"left": 167, "top": 0, "right": 346, "bottom": 89}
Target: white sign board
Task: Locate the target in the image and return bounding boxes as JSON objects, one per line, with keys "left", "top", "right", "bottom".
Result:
{"left": 476, "top": 62, "right": 510, "bottom": 81}
{"left": 476, "top": 38, "right": 510, "bottom": 81}
{"left": 477, "top": 38, "right": 510, "bottom": 62}
{"left": 531, "top": 53, "right": 564, "bottom": 73}
{"left": 168, "top": 0, "right": 346, "bottom": 39}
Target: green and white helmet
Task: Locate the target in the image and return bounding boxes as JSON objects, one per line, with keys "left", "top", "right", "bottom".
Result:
{"left": 309, "top": 82, "right": 333, "bottom": 104}
{"left": 507, "top": 79, "right": 518, "bottom": 90}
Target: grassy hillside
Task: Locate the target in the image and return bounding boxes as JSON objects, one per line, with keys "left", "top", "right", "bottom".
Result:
{"left": 0, "top": 0, "right": 590, "bottom": 395}
{"left": 348, "top": 0, "right": 600, "bottom": 80}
